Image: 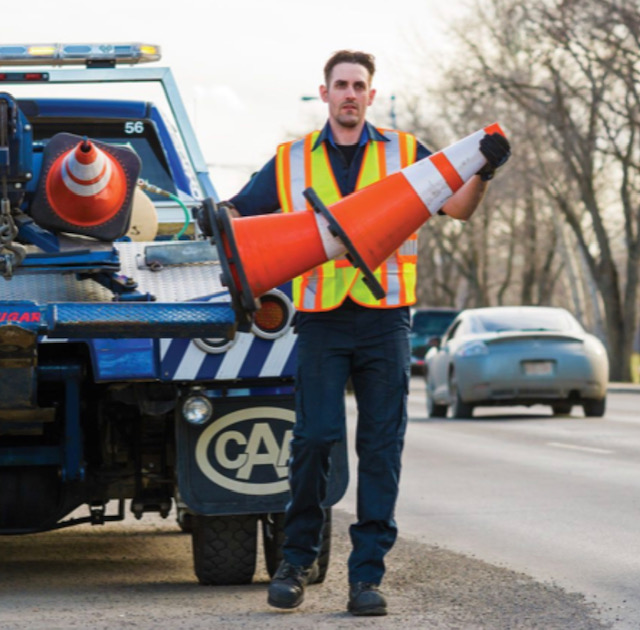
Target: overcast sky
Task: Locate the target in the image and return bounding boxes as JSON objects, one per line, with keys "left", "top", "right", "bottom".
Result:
{"left": 5, "top": 0, "right": 467, "bottom": 198}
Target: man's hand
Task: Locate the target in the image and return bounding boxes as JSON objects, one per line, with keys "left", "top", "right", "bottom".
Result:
{"left": 477, "top": 132, "right": 511, "bottom": 181}
{"left": 194, "top": 200, "right": 238, "bottom": 236}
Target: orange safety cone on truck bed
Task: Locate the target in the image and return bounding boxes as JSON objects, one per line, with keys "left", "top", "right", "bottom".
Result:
{"left": 46, "top": 138, "right": 128, "bottom": 225}
{"left": 30, "top": 132, "right": 141, "bottom": 241}
{"left": 209, "top": 124, "right": 506, "bottom": 323}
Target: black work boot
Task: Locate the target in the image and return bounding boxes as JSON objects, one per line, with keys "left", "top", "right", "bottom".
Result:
{"left": 267, "top": 561, "right": 318, "bottom": 609}
{"left": 347, "top": 582, "right": 388, "bottom": 616}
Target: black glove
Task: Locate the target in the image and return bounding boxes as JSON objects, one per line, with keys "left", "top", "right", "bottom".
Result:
{"left": 194, "top": 203, "right": 214, "bottom": 236}
{"left": 194, "top": 200, "right": 237, "bottom": 236}
{"left": 477, "top": 132, "right": 511, "bottom": 181}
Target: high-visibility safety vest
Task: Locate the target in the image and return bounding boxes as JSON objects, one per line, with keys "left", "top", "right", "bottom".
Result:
{"left": 275, "top": 128, "right": 419, "bottom": 312}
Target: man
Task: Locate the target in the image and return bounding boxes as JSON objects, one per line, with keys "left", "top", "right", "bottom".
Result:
{"left": 226, "top": 50, "right": 510, "bottom": 615}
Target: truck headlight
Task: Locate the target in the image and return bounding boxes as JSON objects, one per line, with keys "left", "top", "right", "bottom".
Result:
{"left": 182, "top": 394, "right": 213, "bottom": 425}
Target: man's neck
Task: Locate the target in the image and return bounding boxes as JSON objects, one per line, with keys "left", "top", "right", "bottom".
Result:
{"left": 328, "top": 119, "right": 365, "bottom": 146}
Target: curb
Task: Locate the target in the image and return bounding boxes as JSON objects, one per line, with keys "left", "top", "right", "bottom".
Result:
{"left": 607, "top": 382, "right": 640, "bottom": 394}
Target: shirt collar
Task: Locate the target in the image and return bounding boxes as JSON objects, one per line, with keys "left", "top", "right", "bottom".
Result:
{"left": 312, "top": 121, "right": 389, "bottom": 151}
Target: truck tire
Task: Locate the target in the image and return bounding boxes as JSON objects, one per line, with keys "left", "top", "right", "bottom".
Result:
{"left": 192, "top": 514, "right": 258, "bottom": 585}
{"left": 0, "top": 466, "right": 62, "bottom": 531}
{"left": 176, "top": 507, "right": 193, "bottom": 533}
{"left": 262, "top": 507, "right": 332, "bottom": 583}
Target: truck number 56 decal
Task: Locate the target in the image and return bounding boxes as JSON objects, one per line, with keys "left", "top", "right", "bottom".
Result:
{"left": 124, "top": 121, "right": 144, "bottom": 134}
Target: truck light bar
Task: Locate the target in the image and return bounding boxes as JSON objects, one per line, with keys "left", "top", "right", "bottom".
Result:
{"left": 0, "top": 43, "right": 161, "bottom": 67}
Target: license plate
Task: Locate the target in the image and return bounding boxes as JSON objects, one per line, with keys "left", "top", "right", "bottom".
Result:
{"left": 522, "top": 361, "right": 554, "bottom": 375}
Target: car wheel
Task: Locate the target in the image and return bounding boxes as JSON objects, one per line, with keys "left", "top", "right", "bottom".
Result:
{"left": 552, "top": 403, "right": 573, "bottom": 416}
{"left": 427, "top": 391, "right": 448, "bottom": 418}
{"left": 449, "top": 373, "right": 474, "bottom": 419}
{"left": 425, "top": 371, "right": 447, "bottom": 418}
{"left": 583, "top": 398, "right": 606, "bottom": 417}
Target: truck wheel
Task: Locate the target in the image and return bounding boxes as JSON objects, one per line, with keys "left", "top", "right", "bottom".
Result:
{"left": 262, "top": 507, "right": 332, "bottom": 583}
{"left": 176, "top": 507, "right": 193, "bottom": 533}
{"left": 192, "top": 514, "right": 258, "bottom": 585}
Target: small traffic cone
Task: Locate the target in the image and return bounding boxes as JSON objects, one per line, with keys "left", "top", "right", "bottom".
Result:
{"left": 31, "top": 133, "right": 141, "bottom": 241}
{"left": 47, "top": 137, "right": 127, "bottom": 224}
{"left": 211, "top": 123, "right": 506, "bottom": 319}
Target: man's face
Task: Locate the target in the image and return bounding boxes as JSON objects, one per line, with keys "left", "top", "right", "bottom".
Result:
{"left": 320, "top": 62, "right": 376, "bottom": 130}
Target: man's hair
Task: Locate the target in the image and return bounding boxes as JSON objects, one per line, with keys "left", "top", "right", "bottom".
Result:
{"left": 324, "top": 50, "right": 376, "bottom": 85}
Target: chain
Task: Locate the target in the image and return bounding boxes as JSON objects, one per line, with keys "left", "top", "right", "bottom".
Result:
{"left": 0, "top": 197, "right": 25, "bottom": 279}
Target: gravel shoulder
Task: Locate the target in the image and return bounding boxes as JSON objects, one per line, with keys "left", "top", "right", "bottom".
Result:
{"left": 0, "top": 508, "right": 611, "bottom": 630}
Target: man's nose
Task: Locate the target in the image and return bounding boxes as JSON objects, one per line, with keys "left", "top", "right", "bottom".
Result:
{"left": 344, "top": 85, "right": 357, "bottom": 98}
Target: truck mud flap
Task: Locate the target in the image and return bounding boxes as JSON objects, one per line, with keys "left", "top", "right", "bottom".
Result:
{"left": 175, "top": 395, "right": 348, "bottom": 516}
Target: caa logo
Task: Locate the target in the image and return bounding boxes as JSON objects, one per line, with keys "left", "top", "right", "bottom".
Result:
{"left": 195, "top": 407, "right": 294, "bottom": 496}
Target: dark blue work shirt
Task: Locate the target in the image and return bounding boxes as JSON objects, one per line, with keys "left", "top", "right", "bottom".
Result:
{"left": 230, "top": 120, "right": 432, "bottom": 216}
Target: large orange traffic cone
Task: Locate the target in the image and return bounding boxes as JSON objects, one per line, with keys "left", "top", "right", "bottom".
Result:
{"left": 30, "top": 133, "right": 141, "bottom": 241}
{"left": 210, "top": 123, "right": 506, "bottom": 320}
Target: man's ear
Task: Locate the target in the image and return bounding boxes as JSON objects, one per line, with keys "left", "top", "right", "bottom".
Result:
{"left": 368, "top": 88, "right": 377, "bottom": 106}
{"left": 319, "top": 84, "right": 329, "bottom": 103}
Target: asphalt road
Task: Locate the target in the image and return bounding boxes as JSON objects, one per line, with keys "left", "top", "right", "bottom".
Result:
{"left": 338, "top": 378, "right": 640, "bottom": 629}
{"left": 0, "top": 378, "right": 627, "bottom": 629}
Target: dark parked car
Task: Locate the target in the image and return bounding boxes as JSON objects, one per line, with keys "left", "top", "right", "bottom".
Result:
{"left": 424, "top": 306, "right": 609, "bottom": 418}
{"left": 410, "top": 307, "right": 460, "bottom": 374}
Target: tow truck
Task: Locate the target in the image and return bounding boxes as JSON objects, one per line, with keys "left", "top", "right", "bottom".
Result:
{"left": 0, "top": 43, "right": 346, "bottom": 585}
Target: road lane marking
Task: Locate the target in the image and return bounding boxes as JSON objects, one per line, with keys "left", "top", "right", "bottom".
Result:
{"left": 547, "top": 442, "right": 613, "bottom": 455}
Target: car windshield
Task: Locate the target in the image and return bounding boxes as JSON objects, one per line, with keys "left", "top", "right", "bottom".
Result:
{"left": 474, "top": 310, "right": 580, "bottom": 333}
{"left": 412, "top": 311, "right": 458, "bottom": 336}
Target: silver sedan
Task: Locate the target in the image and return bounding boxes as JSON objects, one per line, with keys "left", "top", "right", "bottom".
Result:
{"left": 424, "top": 306, "right": 609, "bottom": 418}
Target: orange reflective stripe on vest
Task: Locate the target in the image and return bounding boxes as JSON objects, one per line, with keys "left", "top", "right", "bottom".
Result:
{"left": 276, "top": 128, "right": 418, "bottom": 311}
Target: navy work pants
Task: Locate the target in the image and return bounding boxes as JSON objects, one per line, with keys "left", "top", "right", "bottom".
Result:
{"left": 282, "top": 301, "right": 411, "bottom": 585}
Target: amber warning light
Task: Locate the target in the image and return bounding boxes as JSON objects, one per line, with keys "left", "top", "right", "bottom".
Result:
{"left": 252, "top": 291, "right": 294, "bottom": 340}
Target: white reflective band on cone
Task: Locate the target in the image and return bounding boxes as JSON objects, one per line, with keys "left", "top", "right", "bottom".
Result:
{"left": 400, "top": 128, "right": 487, "bottom": 210}
{"left": 313, "top": 210, "right": 347, "bottom": 259}
{"left": 400, "top": 158, "right": 454, "bottom": 212}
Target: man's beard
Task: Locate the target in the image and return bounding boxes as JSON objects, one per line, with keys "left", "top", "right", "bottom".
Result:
{"left": 336, "top": 113, "right": 359, "bottom": 128}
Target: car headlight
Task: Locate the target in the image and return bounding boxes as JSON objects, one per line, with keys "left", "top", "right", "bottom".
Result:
{"left": 182, "top": 394, "right": 213, "bottom": 425}
{"left": 457, "top": 340, "right": 489, "bottom": 357}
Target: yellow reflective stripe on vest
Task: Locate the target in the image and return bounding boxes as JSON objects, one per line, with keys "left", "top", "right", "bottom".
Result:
{"left": 276, "top": 128, "right": 419, "bottom": 310}
{"left": 303, "top": 134, "right": 344, "bottom": 309}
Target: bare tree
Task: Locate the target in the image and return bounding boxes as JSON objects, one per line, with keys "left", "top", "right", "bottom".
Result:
{"left": 405, "top": 30, "right": 564, "bottom": 315}
{"left": 407, "top": 0, "right": 639, "bottom": 379}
